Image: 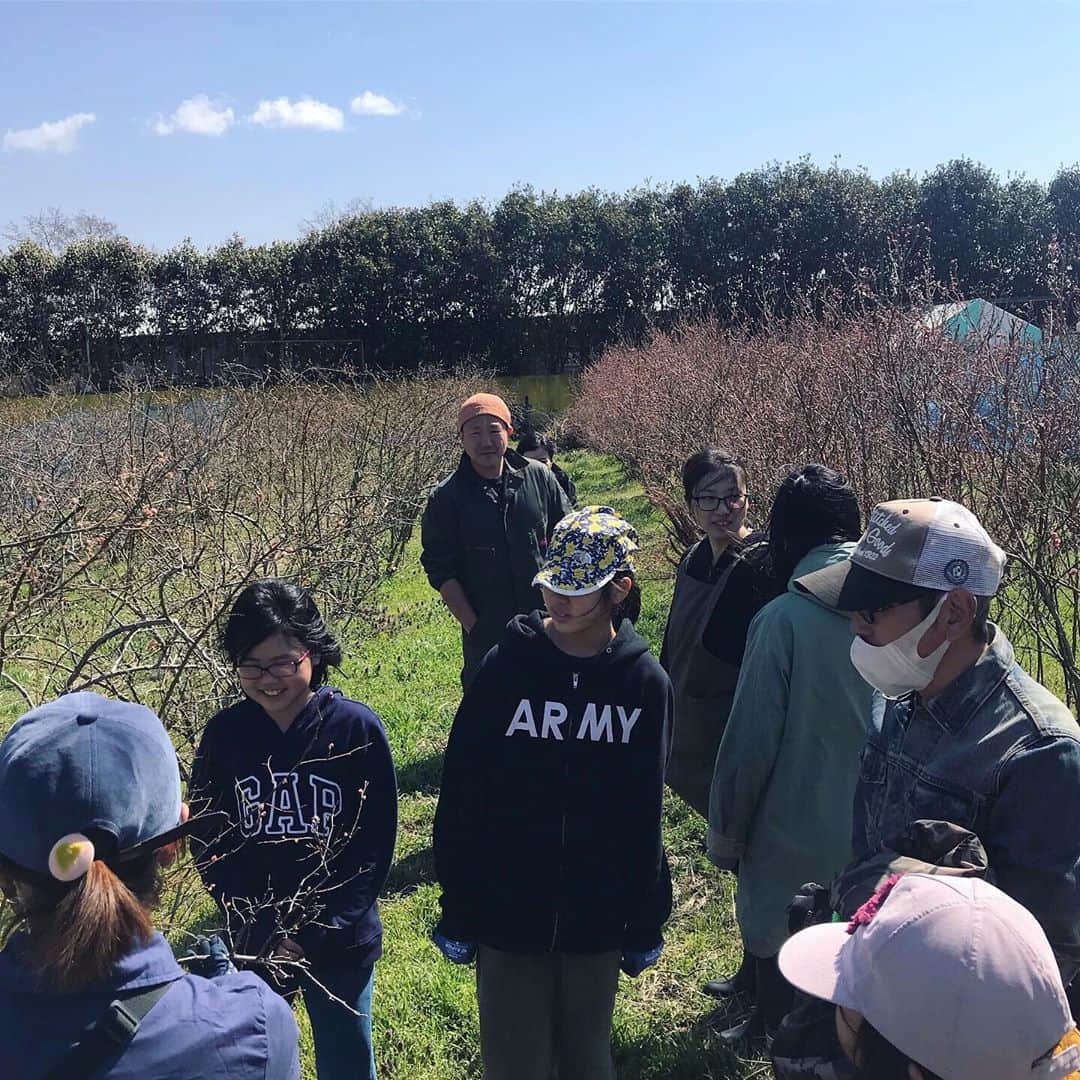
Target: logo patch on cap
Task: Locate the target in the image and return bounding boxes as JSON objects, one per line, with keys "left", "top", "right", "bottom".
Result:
{"left": 944, "top": 558, "right": 970, "bottom": 586}
{"left": 48, "top": 832, "right": 95, "bottom": 882}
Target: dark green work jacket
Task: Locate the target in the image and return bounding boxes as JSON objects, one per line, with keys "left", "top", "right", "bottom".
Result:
{"left": 420, "top": 450, "right": 573, "bottom": 686}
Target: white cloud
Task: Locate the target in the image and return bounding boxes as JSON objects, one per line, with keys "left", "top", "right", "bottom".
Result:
{"left": 350, "top": 90, "right": 406, "bottom": 117}
{"left": 3, "top": 112, "right": 96, "bottom": 154}
{"left": 154, "top": 95, "right": 234, "bottom": 137}
{"left": 249, "top": 97, "right": 344, "bottom": 131}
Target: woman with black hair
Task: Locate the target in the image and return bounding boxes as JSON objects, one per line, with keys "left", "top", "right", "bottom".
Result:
{"left": 660, "top": 450, "right": 775, "bottom": 1002}
{"left": 707, "top": 465, "right": 873, "bottom": 1042}
{"left": 661, "top": 449, "right": 775, "bottom": 819}
{"left": 190, "top": 579, "right": 398, "bottom": 1080}
{"left": 517, "top": 431, "right": 578, "bottom": 506}
{"left": 432, "top": 507, "right": 672, "bottom": 1080}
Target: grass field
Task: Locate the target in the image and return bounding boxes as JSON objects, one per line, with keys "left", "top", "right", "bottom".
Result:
{"left": 309, "top": 450, "right": 761, "bottom": 1079}
{"left": 0, "top": 449, "right": 761, "bottom": 1078}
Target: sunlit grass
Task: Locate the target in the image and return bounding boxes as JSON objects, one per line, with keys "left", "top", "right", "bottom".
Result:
{"left": 2, "top": 451, "right": 758, "bottom": 1078}
{"left": 329, "top": 451, "right": 753, "bottom": 1078}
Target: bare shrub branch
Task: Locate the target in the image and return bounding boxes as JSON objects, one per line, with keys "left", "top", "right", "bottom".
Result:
{"left": 570, "top": 296, "right": 1080, "bottom": 704}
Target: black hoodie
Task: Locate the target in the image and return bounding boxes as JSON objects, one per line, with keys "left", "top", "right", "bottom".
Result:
{"left": 433, "top": 611, "right": 673, "bottom": 954}
{"left": 189, "top": 687, "right": 398, "bottom": 971}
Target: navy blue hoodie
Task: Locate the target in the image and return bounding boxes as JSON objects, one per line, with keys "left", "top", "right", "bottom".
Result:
{"left": 433, "top": 611, "right": 673, "bottom": 954}
{"left": 190, "top": 687, "right": 397, "bottom": 971}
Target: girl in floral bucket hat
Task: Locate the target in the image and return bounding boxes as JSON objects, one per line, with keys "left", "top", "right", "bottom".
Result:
{"left": 433, "top": 506, "right": 673, "bottom": 1080}
{"left": 533, "top": 505, "right": 640, "bottom": 612}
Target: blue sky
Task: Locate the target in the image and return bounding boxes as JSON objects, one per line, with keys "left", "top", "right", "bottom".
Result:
{"left": 3, "top": 0, "right": 1080, "bottom": 251}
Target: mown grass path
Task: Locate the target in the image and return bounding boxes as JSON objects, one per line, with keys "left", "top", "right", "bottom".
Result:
{"left": 327, "top": 452, "right": 764, "bottom": 1079}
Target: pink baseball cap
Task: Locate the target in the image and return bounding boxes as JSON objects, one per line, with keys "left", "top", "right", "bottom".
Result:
{"left": 778, "top": 874, "right": 1080, "bottom": 1080}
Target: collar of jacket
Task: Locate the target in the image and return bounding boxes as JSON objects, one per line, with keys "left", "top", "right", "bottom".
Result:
{"left": 0, "top": 930, "right": 183, "bottom": 995}
{"left": 916, "top": 623, "right": 1012, "bottom": 735}
{"left": 786, "top": 540, "right": 857, "bottom": 604}
{"left": 456, "top": 450, "right": 530, "bottom": 491}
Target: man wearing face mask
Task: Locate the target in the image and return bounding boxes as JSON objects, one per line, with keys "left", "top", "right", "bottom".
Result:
{"left": 796, "top": 497, "right": 1080, "bottom": 1014}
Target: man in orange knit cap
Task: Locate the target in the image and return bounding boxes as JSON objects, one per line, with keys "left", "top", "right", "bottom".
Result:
{"left": 421, "top": 393, "right": 573, "bottom": 688}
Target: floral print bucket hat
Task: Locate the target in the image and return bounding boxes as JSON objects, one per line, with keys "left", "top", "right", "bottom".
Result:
{"left": 532, "top": 505, "right": 639, "bottom": 596}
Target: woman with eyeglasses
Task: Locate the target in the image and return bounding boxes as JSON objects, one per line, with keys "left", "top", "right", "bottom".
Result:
{"left": 661, "top": 451, "right": 776, "bottom": 818}
{"left": 661, "top": 450, "right": 776, "bottom": 822}
{"left": 660, "top": 450, "right": 777, "bottom": 1002}
{"left": 706, "top": 465, "right": 873, "bottom": 1043}
{"left": 189, "top": 579, "right": 398, "bottom": 1080}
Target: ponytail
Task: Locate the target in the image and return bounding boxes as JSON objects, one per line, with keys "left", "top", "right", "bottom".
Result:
{"left": 4, "top": 856, "right": 159, "bottom": 991}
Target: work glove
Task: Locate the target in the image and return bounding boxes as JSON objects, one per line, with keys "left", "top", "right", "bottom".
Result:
{"left": 185, "top": 934, "right": 236, "bottom": 978}
{"left": 621, "top": 940, "right": 663, "bottom": 977}
{"left": 787, "top": 882, "right": 834, "bottom": 935}
{"left": 271, "top": 936, "right": 306, "bottom": 964}
{"left": 244, "top": 935, "right": 307, "bottom": 996}
{"left": 432, "top": 928, "right": 477, "bottom": 964}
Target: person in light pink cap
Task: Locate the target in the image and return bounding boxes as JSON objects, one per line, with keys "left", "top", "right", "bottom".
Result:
{"left": 778, "top": 873, "right": 1080, "bottom": 1080}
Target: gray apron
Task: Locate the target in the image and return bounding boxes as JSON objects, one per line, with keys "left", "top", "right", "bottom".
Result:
{"left": 664, "top": 539, "right": 766, "bottom": 817}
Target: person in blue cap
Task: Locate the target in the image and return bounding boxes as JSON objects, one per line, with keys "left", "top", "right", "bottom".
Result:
{"left": 0, "top": 691, "right": 300, "bottom": 1080}
{"left": 432, "top": 506, "right": 673, "bottom": 1080}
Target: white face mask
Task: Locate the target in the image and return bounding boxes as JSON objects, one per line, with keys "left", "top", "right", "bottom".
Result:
{"left": 849, "top": 597, "right": 950, "bottom": 699}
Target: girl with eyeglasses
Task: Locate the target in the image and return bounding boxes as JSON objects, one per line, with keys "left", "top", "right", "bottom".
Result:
{"left": 189, "top": 579, "right": 398, "bottom": 1080}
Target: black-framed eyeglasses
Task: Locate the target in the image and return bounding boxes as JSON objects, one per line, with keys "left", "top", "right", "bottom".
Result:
{"left": 857, "top": 602, "right": 905, "bottom": 625}
{"left": 236, "top": 649, "right": 311, "bottom": 681}
{"left": 692, "top": 492, "right": 747, "bottom": 512}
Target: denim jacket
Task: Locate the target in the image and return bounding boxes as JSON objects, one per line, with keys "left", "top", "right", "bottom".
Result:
{"left": 852, "top": 625, "right": 1080, "bottom": 983}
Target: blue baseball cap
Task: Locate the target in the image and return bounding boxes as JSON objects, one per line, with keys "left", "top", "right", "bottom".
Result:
{"left": 0, "top": 692, "right": 185, "bottom": 883}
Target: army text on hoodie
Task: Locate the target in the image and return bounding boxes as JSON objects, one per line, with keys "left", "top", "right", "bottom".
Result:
{"left": 433, "top": 611, "right": 673, "bottom": 954}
